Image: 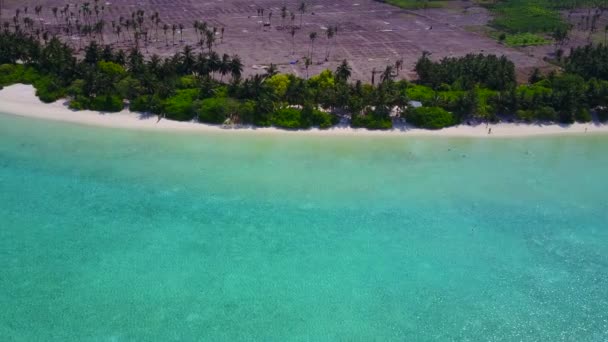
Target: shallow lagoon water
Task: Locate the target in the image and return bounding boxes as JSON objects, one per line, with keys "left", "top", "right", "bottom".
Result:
{"left": 1, "top": 113, "right": 607, "bottom": 341}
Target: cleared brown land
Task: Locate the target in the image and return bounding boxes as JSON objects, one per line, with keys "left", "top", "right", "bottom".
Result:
{"left": 1, "top": 0, "right": 551, "bottom": 81}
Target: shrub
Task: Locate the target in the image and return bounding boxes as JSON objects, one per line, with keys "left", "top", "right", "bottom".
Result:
{"left": 68, "top": 95, "right": 90, "bottom": 110}
{"left": 407, "top": 106, "right": 457, "bottom": 129}
{"left": 381, "top": 0, "right": 444, "bottom": 10}
{"left": 129, "top": 95, "right": 163, "bottom": 114}
{"left": 116, "top": 76, "right": 143, "bottom": 100}
{"left": 535, "top": 106, "right": 557, "bottom": 121}
{"left": 503, "top": 33, "right": 550, "bottom": 47}
{"left": 177, "top": 75, "right": 198, "bottom": 89}
{"left": 194, "top": 97, "right": 240, "bottom": 124}
{"left": 597, "top": 107, "right": 608, "bottom": 123}
{"left": 516, "top": 106, "right": 557, "bottom": 122}
{"left": 163, "top": 88, "right": 199, "bottom": 121}
{"left": 574, "top": 107, "right": 592, "bottom": 123}
{"left": 67, "top": 79, "right": 86, "bottom": 97}
{"left": 238, "top": 100, "right": 257, "bottom": 124}
{"left": 558, "top": 111, "right": 575, "bottom": 124}
{"left": 406, "top": 84, "right": 436, "bottom": 104}
{"left": 302, "top": 105, "right": 335, "bottom": 129}
{"left": 33, "top": 76, "right": 66, "bottom": 103}
{"left": 129, "top": 95, "right": 151, "bottom": 112}
{"left": 0, "top": 64, "right": 24, "bottom": 85}
{"left": 20, "top": 67, "right": 42, "bottom": 84}
{"left": 437, "top": 90, "right": 475, "bottom": 117}
{"left": 0, "top": 64, "right": 42, "bottom": 86}
{"left": 89, "top": 95, "right": 124, "bottom": 112}
{"left": 516, "top": 109, "right": 535, "bottom": 122}
{"left": 266, "top": 74, "right": 291, "bottom": 98}
{"left": 351, "top": 112, "right": 392, "bottom": 130}
{"left": 271, "top": 107, "right": 303, "bottom": 129}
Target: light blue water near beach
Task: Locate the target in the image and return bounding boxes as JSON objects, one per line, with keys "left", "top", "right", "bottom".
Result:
{"left": 1, "top": 113, "right": 608, "bottom": 341}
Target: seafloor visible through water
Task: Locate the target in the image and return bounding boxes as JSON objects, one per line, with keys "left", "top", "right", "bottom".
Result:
{"left": 1, "top": 113, "right": 607, "bottom": 341}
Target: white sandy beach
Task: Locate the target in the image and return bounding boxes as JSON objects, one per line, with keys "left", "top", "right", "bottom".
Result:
{"left": 1, "top": 84, "right": 606, "bottom": 137}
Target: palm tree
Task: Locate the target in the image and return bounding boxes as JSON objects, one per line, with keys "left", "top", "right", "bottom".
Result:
{"left": 281, "top": 6, "right": 287, "bottom": 28}
{"left": 76, "top": 20, "right": 82, "bottom": 49}
{"left": 205, "top": 29, "right": 215, "bottom": 52}
{"left": 335, "top": 59, "right": 351, "bottom": 82}
{"left": 124, "top": 19, "right": 132, "bottom": 41}
{"left": 96, "top": 19, "right": 105, "bottom": 43}
{"left": 333, "top": 25, "right": 339, "bottom": 49}
{"left": 325, "top": 26, "right": 335, "bottom": 61}
{"left": 371, "top": 68, "right": 378, "bottom": 86}
{"left": 34, "top": 5, "right": 42, "bottom": 23}
{"left": 148, "top": 12, "right": 158, "bottom": 39}
{"left": 171, "top": 24, "right": 176, "bottom": 45}
{"left": 193, "top": 20, "right": 200, "bottom": 40}
{"left": 136, "top": 10, "right": 144, "bottom": 30}
{"left": 380, "top": 65, "right": 395, "bottom": 84}
{"left": 208, "top": 51, "right": 220, "bottom": 78}
{"left": 304, "top": 57, "right": 312, "bottom": 78}
{"left": 265, "top": 63, "right": 278, "bottom": 77}
{"left": 115, "top": 25, "right": 122, "bottom": 44}
{"left": 181, "top": 45, "right": 195, "bottom": 74}
{"left": 290, "top": 27, "right": 297, "bottom": 55}
{"left": 229, "top": 55, "right": 243, "bottom": 82}
{"left": 52, "top": 7, "right": 59, "bottom": 24}
{"left": 195, "top": 52, "right": 210, "bottom": 78}
{"left": 148, "top": 54, "right": 161, "bottom": 74}
{"left": 298, "top": 2, "right": 306, "bottom": 28}
{"left": 134, "top": 31, "right": 140, "bottom": 50}
{"left": 395, "top": 59, "right": 403, "bottom": 72}
{"left": 219, "top": 53, "right": 230, "bottom": 81}
{"left": 163, "top": 23, "right": 169, "bottom": 46}
{"left": 308, "top": 31, "right": 317, "bottom": 61}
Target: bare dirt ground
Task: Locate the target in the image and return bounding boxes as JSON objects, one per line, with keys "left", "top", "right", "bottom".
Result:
{"left": 1, "top": 0, "right": 557, "bottom": 81}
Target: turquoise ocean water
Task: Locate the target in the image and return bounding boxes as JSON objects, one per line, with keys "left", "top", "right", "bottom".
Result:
{"left": 1, "top": 112, "right": 607, "bottom": 341}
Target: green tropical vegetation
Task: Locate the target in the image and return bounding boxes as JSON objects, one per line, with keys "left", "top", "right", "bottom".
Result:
{"left": 1, "top": 22, "right": 608, "bottom": 130}
{"left": 486, "top": 0, "right": 602, "bottom": 33}
{"left": 407, "top": 106, "right": 457, "bottom": 129}
{"left": 475, "top": 0, "right": 606, "bottom": 48}
{"left": 489, "top": 0, "right": 568, "bottom": 34}
{"left": 498, "top": 32, "right": 551, "bottom": 47}
{"left": 376, "top": 0, "right": 448, "bottom": 10}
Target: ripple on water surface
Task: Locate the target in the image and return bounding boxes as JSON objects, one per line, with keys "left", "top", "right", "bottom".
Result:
{"left": 0, "top": 113, "right": 607, "bottom": 341}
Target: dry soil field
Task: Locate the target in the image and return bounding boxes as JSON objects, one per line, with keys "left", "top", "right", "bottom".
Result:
{"left": 1, "top": 0, "right": 564, "bottom": 81}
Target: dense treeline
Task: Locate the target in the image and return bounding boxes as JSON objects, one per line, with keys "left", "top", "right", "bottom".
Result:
{"left": 565, "top": 44, "right": 608, "bottom": 80}
{"left": 412, "top": 46, "right": 608, "bottom": 124}
{"left": 1, "top": 30, "right": 608, "bottom": 130}
{"left": 415, "top": 52, "right": 516, "bottom": 91}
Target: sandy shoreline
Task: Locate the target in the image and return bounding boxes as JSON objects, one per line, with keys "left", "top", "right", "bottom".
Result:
{"left": 1, "top": 84, "right": 607, "bottom": 137}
